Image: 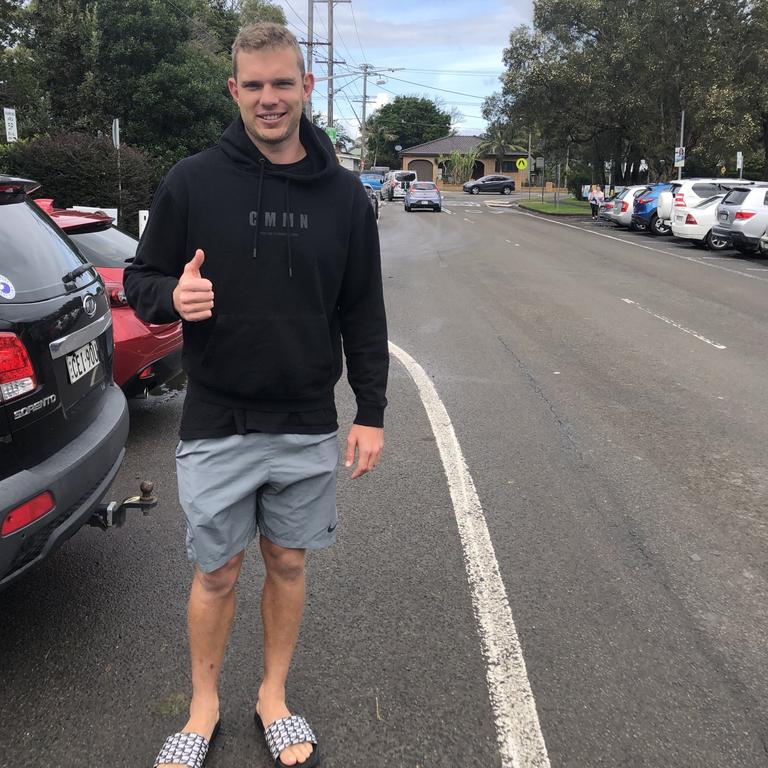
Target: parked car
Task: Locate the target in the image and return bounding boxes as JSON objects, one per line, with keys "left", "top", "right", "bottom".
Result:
{"left": 608, "top": 185, "right": 647, "bottom": 228}
{"left": 362, "top": 183, "right": 380, "bottom": 221}
{"left": 598, "top": 197, "right": 616, "bottom": 221}
{"left": 462, "top": 175, "right": 516, "bottom": 195}
{"left": 0, "top": 176, "right": 131, "bottom": 590}
{"left": 359, "top": 172, "right": 384, "bottom": 192}
{"left": 657, "top": 178, "right": 756, "bottom": 229}
{"left": 761, "top": 228, "right": 768, "bottom": 256}
{"left": 631, "top": 183, "right": 674, "bottom": 235}
{"left": 712, "top": 185, "right": 768, "bottom": 254}
{"left": 381, "top": 170, "right": 417, "bottom": 201}
{"left": 35, "top": 200, "right": 183, "bottom": 398}
{"left": 404, "top": 181, "right": 441, "bottom": 212}
{"left": 670, "top": 193, "right": 730, "bottom": 250}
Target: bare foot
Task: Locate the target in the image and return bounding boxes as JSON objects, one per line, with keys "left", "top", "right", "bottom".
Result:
{"left": 256, "top": 687, "right": 314, "bottom": 766}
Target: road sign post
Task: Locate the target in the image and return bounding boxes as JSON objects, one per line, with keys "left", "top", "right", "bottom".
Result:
{"left": 736, "top": 151, "right": 744, "bottom": 179}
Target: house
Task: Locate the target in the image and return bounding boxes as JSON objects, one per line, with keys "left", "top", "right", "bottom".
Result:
{"left": 336, "top": 147, "right": 361, "bottom": 172}
{"left": 399, "top": 135, "right": 527, "bottom": 185}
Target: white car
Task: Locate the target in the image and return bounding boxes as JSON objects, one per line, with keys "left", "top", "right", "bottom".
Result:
{"left": 670, "top": 194, "right": 730, "bottom": 250}
{"left": 609, "top": 185, "right": 647, "bottom": 228}
{"left": 657, "top": 178, "right": 755, "bottom": 228}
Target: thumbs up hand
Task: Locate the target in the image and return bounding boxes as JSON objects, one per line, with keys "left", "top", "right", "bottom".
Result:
{"left": 173, "top": 249, "right": 214, "bottom": 321}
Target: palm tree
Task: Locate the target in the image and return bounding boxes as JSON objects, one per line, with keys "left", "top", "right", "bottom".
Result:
{"left": 478, "top": 126, "right": 526, "bottom": 173}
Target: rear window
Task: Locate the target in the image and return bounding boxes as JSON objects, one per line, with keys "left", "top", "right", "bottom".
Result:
{"left": 67, "top": 226, "right": 137, "bottom": 268}
{"left": 395, "top": 172, "right": 416, "bottom": 182}
{"left": 0, "top": 200, "right": 94, "bottom": 303}
{"left": 691, "top": 183, "right": 719, "bottom": 198}
{"left": 411, "top": 182, "right": 436, "bottom": 190}
{"left": 722, "top": 189, "right": 750, "bottom": 205}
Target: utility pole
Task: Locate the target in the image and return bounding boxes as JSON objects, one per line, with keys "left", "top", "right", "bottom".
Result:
{"left": 316, "top": 0, "right": 350, "bottom": 128}
{"left": 305, "top": 0, "right": 313, "bottom": 118}
{"left": 355, "top": 64, "right": 376, "bottom": 169}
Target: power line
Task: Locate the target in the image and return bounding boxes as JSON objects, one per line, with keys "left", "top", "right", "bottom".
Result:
{"left": 380, "top": 73, "right": 486, "bottom": 100}
{"left": 349, "top": 3, "right": 368, "bottom": 63}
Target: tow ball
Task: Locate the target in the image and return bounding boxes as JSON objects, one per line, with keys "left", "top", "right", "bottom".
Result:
{"left": 89, "top": 481, "right": 157, "bottom": 529}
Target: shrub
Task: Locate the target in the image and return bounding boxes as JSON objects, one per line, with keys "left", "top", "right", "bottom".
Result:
{"left": 0, "top": 132, "right": 158, "bottom": 234}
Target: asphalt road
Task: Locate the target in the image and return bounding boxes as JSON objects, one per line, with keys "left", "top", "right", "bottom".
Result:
{"left": 2, "top": 191, "right": 767, "bottom": 767}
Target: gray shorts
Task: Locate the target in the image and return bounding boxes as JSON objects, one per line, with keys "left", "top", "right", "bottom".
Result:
{"left": 176, "top": 431, "right": 339, "bottom": 572}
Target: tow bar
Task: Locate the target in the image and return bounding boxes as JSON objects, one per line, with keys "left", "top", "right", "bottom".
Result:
{"left": 89, "top": 481, "right": 157, "bottom": 529}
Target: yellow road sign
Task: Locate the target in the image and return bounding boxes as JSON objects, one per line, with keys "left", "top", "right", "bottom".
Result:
{"left": 516, "top": 158, "right": 528, "bottom": 171}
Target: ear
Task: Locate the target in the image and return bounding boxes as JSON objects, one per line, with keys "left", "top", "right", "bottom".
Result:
{"left": 302, "top": 72, "right": 315, "bottom": 103}
{"left": 227, "top": 77, "right": 239, "bottom": 104}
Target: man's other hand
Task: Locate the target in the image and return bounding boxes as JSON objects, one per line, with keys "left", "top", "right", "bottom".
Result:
{"left": 173, "top": 249, "right": 214, "bottom": 321}
{"left": 345, "top": 425, "right": 383, "bottom": 479}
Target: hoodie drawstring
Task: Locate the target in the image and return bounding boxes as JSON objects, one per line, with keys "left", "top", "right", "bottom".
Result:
{"left": 285, "top": 180, "right": 293, "bottom": 278}
{"left": 252, "top": 158, "right": 265, "bottom": 258}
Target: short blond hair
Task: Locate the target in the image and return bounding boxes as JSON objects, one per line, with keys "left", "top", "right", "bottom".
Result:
{"left": 232, "top": 23, "right": 305, "bottom": 80}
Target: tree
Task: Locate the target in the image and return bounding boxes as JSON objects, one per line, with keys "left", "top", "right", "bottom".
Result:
{"left": 312, "top": 112, "right": 354, "bottom": 153}
{"left": 478, "top": 125, "right": 525, "bottom": 172}
{"left": 364, "top": 96, "right": 452, "bottom": 171}
{"left": 437, "top": 149, "right": 478, "bottom": 185}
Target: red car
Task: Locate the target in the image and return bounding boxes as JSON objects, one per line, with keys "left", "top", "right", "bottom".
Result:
{"left": 35, "top": 199, "right": 183, "bottom": 397}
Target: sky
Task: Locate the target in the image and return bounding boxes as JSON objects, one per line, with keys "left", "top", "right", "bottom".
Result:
{"left": 277, "top": 0, "right": 534, "bottom": 140}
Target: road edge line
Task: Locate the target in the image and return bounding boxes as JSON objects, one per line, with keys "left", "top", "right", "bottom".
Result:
{"left": 389, "top": 341, "right": 551, "bottom": 768}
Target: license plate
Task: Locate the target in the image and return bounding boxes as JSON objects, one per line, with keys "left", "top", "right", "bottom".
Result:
{"left": 66, "top": 340, "right": 100, "bottom": 383}
{"left": 419, "top": 200, "right": 429, "bottom": 205}
{"left": 719, "top": 212, "right": 728, "bottom": 222}
{"left": 675, "top": 214, "right": 684, "bottom": 222}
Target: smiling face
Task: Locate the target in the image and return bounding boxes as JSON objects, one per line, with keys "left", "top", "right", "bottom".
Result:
{"left": 228, "top": 46, "right": 314, "bottom": 162}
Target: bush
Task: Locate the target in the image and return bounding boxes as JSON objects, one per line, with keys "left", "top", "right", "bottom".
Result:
{"left": 0, "top": 132, "right": 159, "bottom": 234}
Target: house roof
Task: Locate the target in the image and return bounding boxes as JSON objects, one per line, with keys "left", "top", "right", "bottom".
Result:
{"left": 400, "top": 135, "right": 527, "bottom": 157}
{"left": 401, "top": 135, "right": 482, "bottom": 156}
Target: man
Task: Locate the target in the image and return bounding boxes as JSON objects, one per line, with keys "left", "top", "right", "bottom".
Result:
{"left": 124, "top": 23, "right": 388, "bottom": 768}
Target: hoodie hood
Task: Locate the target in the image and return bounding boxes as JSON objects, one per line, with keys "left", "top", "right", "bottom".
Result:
{"left": 219, "top": 113, "right": 340, "bottom": 183}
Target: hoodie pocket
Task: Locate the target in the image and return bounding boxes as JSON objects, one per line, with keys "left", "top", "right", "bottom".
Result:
{"left": 196, "top": 312, "right": 334, "bottom": 400}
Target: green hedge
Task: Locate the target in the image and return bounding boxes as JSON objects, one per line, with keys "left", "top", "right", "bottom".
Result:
{"left": 0, "top": 133, "right": 159, "bottom": 234}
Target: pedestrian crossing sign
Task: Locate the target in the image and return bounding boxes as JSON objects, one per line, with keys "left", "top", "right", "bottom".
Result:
{"left": 516, "top": 158, "right": 528, "bottom": 171}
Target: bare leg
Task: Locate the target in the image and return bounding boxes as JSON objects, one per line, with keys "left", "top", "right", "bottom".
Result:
{"left": 161, "top": 552, "right": 244, "bottom": 768}
{"left": 256, "top": 536, "right": 314, "bottom": 766}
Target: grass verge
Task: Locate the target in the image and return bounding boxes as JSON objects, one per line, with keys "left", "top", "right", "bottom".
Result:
{"left": 518, "top": 199, "right": 591, "bottom": 215}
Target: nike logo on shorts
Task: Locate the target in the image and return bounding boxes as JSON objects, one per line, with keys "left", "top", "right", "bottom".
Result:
{"left": 327, "top": 521, "right": 338, "bottom": 533}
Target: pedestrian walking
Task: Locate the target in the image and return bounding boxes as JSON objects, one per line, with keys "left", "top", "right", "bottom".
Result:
{"left": 588, "top": 184, "right": 604, "bottom": 220}
{"left": 124, "top": 22, "right": 388, "bottom": 768}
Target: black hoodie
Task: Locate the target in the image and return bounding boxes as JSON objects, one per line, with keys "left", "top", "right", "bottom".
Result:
{"left": 124, "top": 115, "right": 388, "bottom": 432}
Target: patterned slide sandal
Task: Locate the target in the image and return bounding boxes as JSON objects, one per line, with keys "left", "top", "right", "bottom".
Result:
{"left": 154, "top": 721, "right": 221, "bottom": 768}
{"left": 254, "top": 711, "right": 319, "bottom": 768}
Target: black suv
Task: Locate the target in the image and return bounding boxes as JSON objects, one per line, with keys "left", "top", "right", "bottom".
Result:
{"left": 0, "top": 176, "right": 129, "bottom": 589}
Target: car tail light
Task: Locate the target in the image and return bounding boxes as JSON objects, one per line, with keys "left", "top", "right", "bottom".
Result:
{"left": 1, "top": 492, "right": 55, "bottom": 536}
{"left": 637, "top": 197, "right": 652, "bottom": 204}
{"left": 735, "top": 210, "right": 756, "bottom": 220}
{"left": 105, "top": 280, "right": 128, "bottom": 307}
{"left": 674, "top": 193, "right": 686, "bottom": 207}
{"left": 685, "top": 213, "right": 697, "bottom": 225}
{"left": 0, "top": 333, "right": 36, "bottom": 403}
{"left": 621, "top": 201, "right": 629, "bottom": 213}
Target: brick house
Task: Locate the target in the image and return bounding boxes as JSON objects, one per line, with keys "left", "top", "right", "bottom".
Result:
{"left": 399, "top": 135, "right": 527, "bottom": 185}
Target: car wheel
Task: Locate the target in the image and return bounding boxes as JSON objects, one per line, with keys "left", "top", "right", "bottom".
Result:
{"left": 649, "top": 214, "right": 670, "bottom": 236}
{"left": 502, "top": 186, "right": 512, "bottom": 195}
{"left": 706, "top": 229, "right": 729, "bottom": 251}
{"left": 630, "top": 221, "right": 644, "bottom": 232}
{"left": 435, "top": 206, "right": 441, "bottom": 212}
{"left": 471, "top": 186, "right": 480, "bottom": 195}
{"left": 404, "top": 205, "right": 410, "bottom": 212}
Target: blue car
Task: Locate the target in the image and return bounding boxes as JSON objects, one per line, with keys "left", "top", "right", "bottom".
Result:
{"left": 631, "top": 183, "right": 674, "bottom": 235}
{"left": 359, "top": 173, "right": 384, "bottom": 192}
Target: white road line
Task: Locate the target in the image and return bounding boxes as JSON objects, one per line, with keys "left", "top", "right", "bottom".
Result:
{"left": 443, "top": 208, "right": 454, "bottom": 215}
{"left": 505, "top": 239, "right": 512, "bottom": 244}
{"left": 511, "top": 209, "right": 768, "bottom": 283}
{"left": 746, "top": 267, "right": 768, "bottom": 271}
{"left": 464, "top": 217, "right": 475, "bottom": 224}
{"left": 621, "top": 298, "right": 727, "bottom": 349}
{"left": 389, "top": 341, "right": 551, "bottom": 768}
